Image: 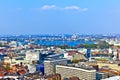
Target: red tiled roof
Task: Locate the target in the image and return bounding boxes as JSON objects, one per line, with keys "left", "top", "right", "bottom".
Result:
{"left": 18, "top": 69, "right": 27, "bottom": 75}
{"left": 0, "top": 71, "right": 5, "bottom": 76}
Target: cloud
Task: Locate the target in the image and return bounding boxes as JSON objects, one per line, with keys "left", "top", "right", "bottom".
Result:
{"left": 64, "top": 6, "right": 80, "bottom": 10}
{"left": 41, "top": 5, "right": 57, "bottom": 10}
{"left": 37, "top": 5, "right": 88, "bottom": 12}
{"left": 64, "top": 6, "right": 88, "bottom": 11}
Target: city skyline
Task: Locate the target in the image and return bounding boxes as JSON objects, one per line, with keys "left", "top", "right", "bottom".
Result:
{"left": 0, "top": 0, "right": 120, "bottom": 35}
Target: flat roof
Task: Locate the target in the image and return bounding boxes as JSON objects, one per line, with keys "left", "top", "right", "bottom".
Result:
{"left": 56, "top": 65, "right": 96, "bottom": 72}
{"left": 44, "top": 58, "right": 67, "bottom": 62}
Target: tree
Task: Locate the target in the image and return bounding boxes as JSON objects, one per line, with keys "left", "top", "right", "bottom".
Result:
{"left": 6, "top": 64, "right": 11, "bottom": 70}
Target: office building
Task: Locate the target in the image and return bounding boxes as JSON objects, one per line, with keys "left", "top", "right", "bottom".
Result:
{"left": 56, "top": 64, "right": 96, "bottom": 80}
{"left": 44, "top": 58, "right": 67, "bottom": 75}
{"left": 86, "top": 49, "right": 91, "bottom": 59}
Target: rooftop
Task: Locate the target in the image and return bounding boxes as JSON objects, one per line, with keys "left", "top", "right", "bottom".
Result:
{"left": 44, "top": 58, "right": 68, "bottom": 62}
{"left": 56, "top": 62, "right": 96, "bottom": 71}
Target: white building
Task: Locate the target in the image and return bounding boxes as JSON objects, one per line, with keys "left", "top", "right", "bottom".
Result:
{"left": 9, "top": 41, "right": 17, "bottom": 48}
{"left": 56, "top": 65, "right": 96, "bottom": 80}
{"left": 28, "top": 64, "right": 36, "bottom": 73}
{"left": 102, "top": 76, "right": 120, "bottom": 80}
{"left": 25, "top": 50, "right": 40, "bottom": 62}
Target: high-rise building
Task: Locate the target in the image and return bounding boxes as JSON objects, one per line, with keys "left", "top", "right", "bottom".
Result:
{"left": 86, "top": 49, "right": 91, "bottom": 59}
{"left": 44, "top": 58, "right": 67, "bottom": 75}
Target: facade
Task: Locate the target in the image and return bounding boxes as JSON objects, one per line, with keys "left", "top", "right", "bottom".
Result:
{"left": 25, "top": 50, "right": 40, "bottom": 62}
{"left": 72, "top": 53, "right": 86, "bottom": 61}
{"left": 102, "top": 76, "right": 120, "bottom": 80}
{"left": 36, "top": 64, "right": 44, "bottom": 75}
{"left": 118, "top": 53, "right": 120, "bottom": 61}
{"left": 28, "top": 64, "right": 36, "bottom": 73}
{"left": 56, "top": 65, "right": 96, "bottom": 80}
{"left": 9, "top": 41, "right": 17, "bottom": 48}
{"left": 64, "top": 77, "right": 80, "bottom": 80}
{"left": 96, "top": 72, "right": 109, "bottom": 80}
{"left": 4, "top": 57, "right": 11, "bottom": 64}
{"left": 86, "top": 49, "right": 91, "bottom": 59}
{"left": 44, "top": 58, "right": 67, "bottom": 75}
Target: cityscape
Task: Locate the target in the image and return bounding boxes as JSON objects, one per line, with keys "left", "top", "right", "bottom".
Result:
{"left": 0, "top": 0, "right": 120, "bottom": 80}
{"left": 0, "top": 34, "right": 120, "bottom": 80}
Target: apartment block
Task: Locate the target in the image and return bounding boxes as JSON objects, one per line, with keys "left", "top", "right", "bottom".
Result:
{"left": 56, "top": 65, "right": 96, "bottom": 80}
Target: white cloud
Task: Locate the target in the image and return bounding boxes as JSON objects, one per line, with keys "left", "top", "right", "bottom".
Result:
{"left": 39, "top": 5, "right": 88, "bottom": 12}
{"left": 64, "top": 6, "right": 88, "bottom": 11}
{"left": 64, "top": 6, "right": 80, "bottom": 10}
{"left": 41, "top": 5, "right": 57, "bottom": 10}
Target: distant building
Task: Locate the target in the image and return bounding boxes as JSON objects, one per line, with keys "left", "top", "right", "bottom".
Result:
{"left": 64, "top": 51, "right": 86, "bottom": 60}
{"left": 9, "top": 41, "right": 17, "bottom": 48}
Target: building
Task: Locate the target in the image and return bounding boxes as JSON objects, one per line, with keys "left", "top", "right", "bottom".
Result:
{"left": 36, "top": 64, "right": 44, "bottom": 75}
{"left": 0, "top": 54, "right": 7, "bottom": 61}
{"left": 64, "top": 51, "right": 86, "bottom": 61}
{"left": 4, "top": 57, "right": 11, "bottom": 64}
{"left": 28, "top": 64, "right": 36, "bottom": 73}
{"left": 64, "top": 76, "right": 80, "bottom": 80}
{"left": 44, "top": 58, "right": 67, "bottom": 75}
{"left": 9, "top": 41, "right": 17, "bottom": 48}
{"left": 56, "top": 64, "right": 96, "bottom": 80}
{"left": 118, "top": 53, "right": 120, "bottom": 61}
{"left": 86, "top": 49, "right": 91, "bottom": 59}
{"left": 46, "top": 53, "right": 64, "bottom": 59}
{"left": 102, "top": 76, "right": 120, "bottom": 80}
{"left": 113, "top": 51, "right": 118, "bottom": 60}
{"left": 96, "top": 72, "right": 109, "bottom": 80}
{"left": 25, "top": 50, "right": 41, "bottom": 63}
{"left": 24, "top": 73, "right": 61, "bottom": 80}
{"left": 72, "top": 53, "right": 86, "bottom": 61}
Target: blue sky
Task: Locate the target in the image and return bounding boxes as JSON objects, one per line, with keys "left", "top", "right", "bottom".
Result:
{"left": 0, "top": 0, "right": 120, "bottom": 35}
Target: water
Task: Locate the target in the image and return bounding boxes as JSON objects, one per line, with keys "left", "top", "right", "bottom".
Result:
{"left": 21, "top": 40, "right": 94, "bottom": 46}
